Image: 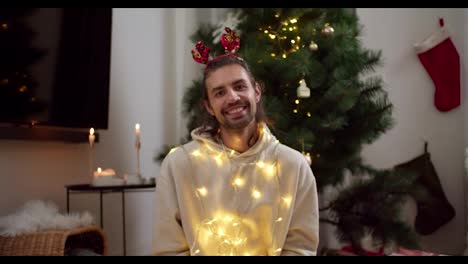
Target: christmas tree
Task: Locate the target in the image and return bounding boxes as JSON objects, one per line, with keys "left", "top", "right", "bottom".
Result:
{"left": 157, "top": 8, "right": 420, "bottom": 254}
{"left": 0, "top": 8, "right": 46, "bottom": 122}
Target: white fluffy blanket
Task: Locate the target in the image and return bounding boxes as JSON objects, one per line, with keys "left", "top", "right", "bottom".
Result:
{"left": 0, "top": 200, "right": 94, "bottom": 237}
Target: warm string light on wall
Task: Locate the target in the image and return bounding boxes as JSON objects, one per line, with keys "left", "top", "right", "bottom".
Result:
{"left": 171, "top": 126, "right": 292, "bottom": 255}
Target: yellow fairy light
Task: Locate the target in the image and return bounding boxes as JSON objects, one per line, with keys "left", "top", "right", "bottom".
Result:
{"left": 214, "top": 153, "right": 223, "bottom": 166}
{"left": 252, "top": 189, "right": 262, "bottom": 199}
{"left": 193, "top": 249, "right": 200, "bottom": 255}
{"left": 290, "top": 18, "right": 297, "bottom": 24}
{"left": 307, "top": 112, "right": 311, "bottom": 117}
{"left": 169, "top": 147, "right": 178, "bottom": 154}
{"left": 264, "top": 30, "right": 269, "bottom": 34}
{"left": 296, "top": 36, "right": 301, "bottom": 40}
{"left": 282, "top": 27, "right": 287, "bottom": 31}
{"left": 269, "top": 34, "right": 276, "bottom": 39}
{"left": 192, "top": 150, "right": 201, "bottom": 157}
{"left": 276, "top": 217, "right": 283, "bottom": 222}
{"left": 282, "top": 196, "right": 292, "bottom": 207}
{"left": 275, "top": 13, "right": 280, "bottom": 18}
{"left": 197, "top": 187, "right": 207, "bottom": 196}
{"left": 283, "top": 21, "right": 288, "bottom": 26}
{"left": 293, "top": 109, "right": 298, "bottom": 113}
{"left": 271, "top": 53, "right": 276, "bottom": 57}
{"left": 232, "top": 177, "right": 245, "bottom": 187}
{"left": 291, "top": 39, "right": 295, "bottom": 44}
{"left": 19, "top": 85, "right": 27, "bottom": 92}
{"left": 205, "top": 219, "right": 215, "bottom": 225}
{"left": 295, "top": 99, "right": 299, "bottom": 104}
{"left": 265, "top": 164, "right": 276, "bottom": 178}
{"left": 233, "top": 238, "right": 244, "bottom": 246}
{"left": 288, "top": 27, "right": 293, "bottom": 31}
{"left": 282, "top": 54, "right": 287, "bottom": 59}
{"left": 256, "top": 161, "right": 265, "bottom": 168}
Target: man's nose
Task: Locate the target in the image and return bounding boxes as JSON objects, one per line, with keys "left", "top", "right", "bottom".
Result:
{"left": 226, "top": 89, "right": 240, "bottom": 103}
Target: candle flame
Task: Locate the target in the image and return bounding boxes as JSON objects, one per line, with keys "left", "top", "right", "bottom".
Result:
{"left": 90, "top": 128, "right": 94, "bottom": 135}
{"left": 97, "top": 167, "right": 102, "bottom": 173}
{"left": 135, "top": 123, "right": 140, "bottom": 130}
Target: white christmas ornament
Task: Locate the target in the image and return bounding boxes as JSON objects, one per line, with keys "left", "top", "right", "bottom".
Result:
{"left": 297, "top": 79, "right": 311, "bottom": 98}
{"left": 309, "top": 41, "right": 318, "bottom": 51}
{"left": 212, "top": 10, "right": 243, "bottom": 44}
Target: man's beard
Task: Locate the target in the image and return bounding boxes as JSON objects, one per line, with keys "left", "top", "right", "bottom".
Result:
{"left": 221, "top": 100, "right": 255, "bottom": 130}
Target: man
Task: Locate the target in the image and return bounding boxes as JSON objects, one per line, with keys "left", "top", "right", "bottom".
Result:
{"left": 153, "top": 34, "right": 318, "bottom": 256}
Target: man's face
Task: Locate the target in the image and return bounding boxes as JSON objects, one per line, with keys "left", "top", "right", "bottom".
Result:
{"left": 204, "top": 64, "right": 261, "bottom": 130}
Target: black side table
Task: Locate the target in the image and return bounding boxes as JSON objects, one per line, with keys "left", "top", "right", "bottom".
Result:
{"left": 65, "top": 183, "right": 156, "bottom": 256}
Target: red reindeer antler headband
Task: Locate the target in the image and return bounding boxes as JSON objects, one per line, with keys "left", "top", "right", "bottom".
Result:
{"left": 191, "top": 27, "right": 242, "bottom": 69}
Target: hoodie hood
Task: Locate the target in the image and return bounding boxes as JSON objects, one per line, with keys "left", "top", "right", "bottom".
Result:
{"left": 190, "top": 122, "right": 277, "bottom": 159}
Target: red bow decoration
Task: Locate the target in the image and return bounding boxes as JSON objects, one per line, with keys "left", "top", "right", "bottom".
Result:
{"left": 220, "top": 27, "right": 240, "bottom": 53}
{"left": 191, "top": 41, "right": 211, "bottom": 64}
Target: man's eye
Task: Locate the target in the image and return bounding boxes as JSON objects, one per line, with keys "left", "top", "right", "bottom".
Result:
{"left": 235, "top": 85, "right": 247, "bottom": 91}
{"left": 215, "top": 91, "right": 225, "bottom": 97}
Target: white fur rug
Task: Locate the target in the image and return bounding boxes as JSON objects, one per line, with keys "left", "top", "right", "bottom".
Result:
{"left": 0, "top": 200, "right": 94, "bottom": 237}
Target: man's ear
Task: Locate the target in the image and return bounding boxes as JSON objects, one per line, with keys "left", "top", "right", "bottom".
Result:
{"left": 204, "top": 100, "right": 215, "bottom": 116}
{"left": 255, "top": 82, "right": 261, "bottom": 103}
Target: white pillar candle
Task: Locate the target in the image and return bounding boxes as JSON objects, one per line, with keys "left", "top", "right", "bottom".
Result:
{"left": 89, "top": 128, "right": 95, "bottom": 148}
{"left": 135, "top": 123, "right": 140, "bottom": 144}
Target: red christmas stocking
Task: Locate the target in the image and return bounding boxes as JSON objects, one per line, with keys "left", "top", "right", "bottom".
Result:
{"left": 415, "top": 18, "right": 460, "bottom": 112}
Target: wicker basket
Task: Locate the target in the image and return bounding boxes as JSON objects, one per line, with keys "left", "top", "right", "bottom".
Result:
{"left": 0, "top": 225, "right": 107, "bottom": 256}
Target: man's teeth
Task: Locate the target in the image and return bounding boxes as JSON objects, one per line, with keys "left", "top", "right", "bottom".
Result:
{"left": 228, "top": 107, "right": 244, "bottom": 114}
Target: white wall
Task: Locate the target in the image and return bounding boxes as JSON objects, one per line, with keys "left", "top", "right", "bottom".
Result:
{"left": 0, "top": 141, "right": 89, "bottom": 214}
{"left": 358, "top": 8, "right": 467, "bottom": 255}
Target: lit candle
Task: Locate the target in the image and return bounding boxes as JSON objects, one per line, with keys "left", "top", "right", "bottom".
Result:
{"left": 93, "top": 167, "right": 116, "bottom": 177}
{"left": 135, "top": 123, "right": 141, "bottom": 177}
{"left": 89, "top": 128, "right": 95, "bottom": 148}
{"left": 135, "top": 123, "right": 140, "bottom": 145}
{"left": 95, "top": 167, "right": 102, "bottom": 177}
{"left": 89, "top": 128, "right": 95, "bottom": 179}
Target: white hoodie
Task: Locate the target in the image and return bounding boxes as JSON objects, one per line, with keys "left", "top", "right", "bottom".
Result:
{"left": 153, "top": 123, "right": 319, "bottom": 256}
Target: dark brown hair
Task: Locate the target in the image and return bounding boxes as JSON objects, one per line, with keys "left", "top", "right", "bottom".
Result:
{"left": 196, "top": 54, "right": 267, "bottom": 137}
